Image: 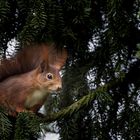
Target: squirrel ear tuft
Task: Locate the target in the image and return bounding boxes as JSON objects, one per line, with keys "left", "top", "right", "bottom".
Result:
{"left": 37, "top": 60, "right": 47, "bottom": 73}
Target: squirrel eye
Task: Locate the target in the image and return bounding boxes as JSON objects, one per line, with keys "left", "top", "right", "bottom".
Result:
{"left": 46, "top": 73, "right": 53, "bottom": 80}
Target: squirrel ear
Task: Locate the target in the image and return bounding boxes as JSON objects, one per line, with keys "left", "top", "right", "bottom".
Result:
{"left": 38, "top": 60, "right": 47, "bottom": 73}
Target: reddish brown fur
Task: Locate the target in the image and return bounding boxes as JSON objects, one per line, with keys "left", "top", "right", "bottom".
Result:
{"left": 0, "top": 63, "right": 63, "bottom": 116}
{"left": 0, "top": 43, "right": 67, "bottom": 116}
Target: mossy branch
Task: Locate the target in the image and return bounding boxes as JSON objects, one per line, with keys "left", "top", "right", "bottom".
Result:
{"left": 43, "top": 73, "right": 125, "bottom": 122}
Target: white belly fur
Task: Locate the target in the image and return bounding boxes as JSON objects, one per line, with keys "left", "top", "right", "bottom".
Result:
{"left": 25, "top": 89, "right": 48, "bottom": 109}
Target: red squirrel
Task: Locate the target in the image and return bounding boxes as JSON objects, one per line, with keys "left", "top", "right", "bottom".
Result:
{"left": 0, "top": 43, "right": 67, "bottom": 116}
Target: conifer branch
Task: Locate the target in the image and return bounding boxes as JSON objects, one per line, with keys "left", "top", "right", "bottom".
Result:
{"left": 43, "top": 73, "right": 125, "bottom": 122}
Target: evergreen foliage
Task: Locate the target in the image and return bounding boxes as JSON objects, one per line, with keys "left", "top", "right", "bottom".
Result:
{"left": 0, "top": 0, "right": 140, "bottom": 140}
{"left": 14, "top": 112, "right": 42, "bottom": 140}
{"left": 0, "top": 107, "right": 12, "bottom": 140}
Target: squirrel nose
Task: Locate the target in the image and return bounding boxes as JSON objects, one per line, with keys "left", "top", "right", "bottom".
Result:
{"left": 57, "top": 84, "right": 62, "bottom": 92}
{"left": 57, "top": 86, "right": 62, "bottom": 91}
